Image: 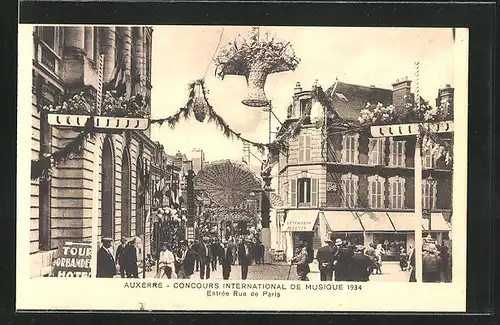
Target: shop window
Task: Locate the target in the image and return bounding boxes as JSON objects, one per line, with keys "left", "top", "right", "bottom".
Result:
{"left": 389, "top": 138, "right": 406, "bottom": 167}
{"left": 369, "top": 138, "right": 385, "bottom": 165}
{"left": 389, "top": 176, "right": 405, "bottom": 209}
{"left": 373, "top": 233, "right": 407, "bottom": 261}
{"left": 342, "top": 133, "right": 359, "bottom": 164}
{"left": 298, "top": 134, "right": 311, "bottom": 163}
{"left": 368, "top": 175, "right": 385, "bottom": 209}
{"left": 341, "top": 173, "right": 358, "bottom": 208}
{"left": 422, "top": 179, "right": 437, "bottom": 210}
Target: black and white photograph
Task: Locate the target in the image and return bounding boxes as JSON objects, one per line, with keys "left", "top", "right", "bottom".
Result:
{"left": 17, "top": 24, "right": 468, "bottom": 311}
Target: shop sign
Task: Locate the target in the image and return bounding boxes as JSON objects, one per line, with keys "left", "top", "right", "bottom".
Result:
{"left": 51, "top": 241, "right": 92, "bottom": 277}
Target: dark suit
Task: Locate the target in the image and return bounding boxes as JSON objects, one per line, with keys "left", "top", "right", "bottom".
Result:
{"left": 115, "top": 244, "right": 127, "bottom": 278}
{"left": 197, "top": 243, "right": 212, "bottom": 279}
{"left": 123, "top": 244, "right": 138, "bottom": 278}
{"left": 97, "top": 246, "right": 116, "bottom": 278}
{"left": 316, "top": 245, "right": 335, "bottom": 281}
{"left": 177, "top": 248, "right": 197, "bottom": 278}
{"left": 238, "top": 243, "right": 252, "bottom": 280}
{"left": 210, "top": 243, "right": 221, "bottom": 271}
{"left": 219, "top": 245, "right": 233, "bottom": 280}
{"left": 190, "top": 242, "right": 200, "bottom": 271}
{"left": 350, "top": 253, "right": 372, "bottom": 282}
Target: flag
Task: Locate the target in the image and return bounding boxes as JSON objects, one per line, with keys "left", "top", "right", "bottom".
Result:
{"left": 137, "top": 158, "right": 150, "bottom": 200}
{"left": 335, "top": 93, "right": 348, "bottom": 102}
{"left": 106, "top": 29, "right": 132, "bottom": 99}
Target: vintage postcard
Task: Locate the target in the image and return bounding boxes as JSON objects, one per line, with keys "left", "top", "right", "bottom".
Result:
{"left": 17, "top": 24, "right": 468, "bottom": 312}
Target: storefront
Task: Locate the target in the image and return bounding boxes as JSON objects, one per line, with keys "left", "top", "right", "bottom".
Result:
{"left": 283, "top": 210, "right": 321, "bottom": 262}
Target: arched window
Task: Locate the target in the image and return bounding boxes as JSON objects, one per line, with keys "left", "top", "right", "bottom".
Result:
{"left": 101, "top": 137, "right": 115, "bottom": 239}
{"left": 121, "top": 150, "right": 131, "bottom": 237}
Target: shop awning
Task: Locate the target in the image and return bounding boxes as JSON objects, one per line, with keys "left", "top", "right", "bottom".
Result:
{"left": 284, "top": 210, "right": 320, "bottom": 232}
{"left": 388, "top": 212, "right": 418, "bottom": 231}
{"left": 421, "top": 213, "right": 451, "bottom": 231}
{"left": 358, "top": 212, "right": 396, "bottom": 231}
{"left": 321, "top": 211, "right": 364, "bottom": 232}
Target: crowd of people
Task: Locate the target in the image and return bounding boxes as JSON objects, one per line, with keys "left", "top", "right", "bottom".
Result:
{"left": 155, "top": 235, "right": 266, "bottom": 280}
{"left": 291, "top": 235, "right": 451, "bottom": 283}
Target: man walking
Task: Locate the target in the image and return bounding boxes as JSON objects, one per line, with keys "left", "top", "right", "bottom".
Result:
{"left": 97, "top": 237, "right": 116, "bottom": 278}
{"left": 176, "top": 240, "right": 197, "bottom": 279}
{"left": 316, "top": 239, "right": 335, "bottom": 281}
{"left": 210, "top": 239, "right": 220, "bottom": 272}
{"left": 238, "top": 237, "right": 253, "bottom": 280}
{"left": 197, "top": 236, "right": 212, "bottom": 279}
{"left": 219, "top": 239, "right": 233, "bottom": 280}
{"left": 292, "top": 240, "right": 310, "bottom": 281}
{"left": 123, "top": 237, "right": 139, "bottom": 278}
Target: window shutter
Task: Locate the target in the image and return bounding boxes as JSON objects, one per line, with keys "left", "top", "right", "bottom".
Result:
{"left": 379, "top": 139, "right": 385, "bottom": 165}
{"left": 291, "top": 179, "right": 297, "bottom": 207}
{"left": 369, "top": 139, "right": 375, "bottom": 164}
{"left": 341, "top": 136, "right": 346, "bottom": 162}
{"left": 311, "top": 178, "right": 318, "bottom": 207}
{"left": 298, "top": 136, "right": 304, "bottom": 162}
{"left": 305, "top": 135, "right": 311, "bottom": 161}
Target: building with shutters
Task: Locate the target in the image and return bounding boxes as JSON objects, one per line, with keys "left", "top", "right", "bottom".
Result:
{"left": 30, "top": 26, "right": 162, "bottom": 277}
{"left": 274, "top": 79, "right": 454, "bottom": 262}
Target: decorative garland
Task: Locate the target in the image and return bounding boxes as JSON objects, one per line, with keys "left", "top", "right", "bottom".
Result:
{"left": 31, "top": 117, "right": 96, "bottom": 181}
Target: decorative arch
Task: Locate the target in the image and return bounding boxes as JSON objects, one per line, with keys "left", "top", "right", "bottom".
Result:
{"left": 121, "top": 148, "right": 132, "bottom": 237}
{"left": 101, "top": 136, "right": 115, "bottom": 239}
{"left": 193, "top": 159, "right": 262, "bottom": 208}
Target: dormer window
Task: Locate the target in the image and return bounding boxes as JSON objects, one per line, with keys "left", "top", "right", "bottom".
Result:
{"left": 300, "top": 98, "right": 310, "bottom": 116}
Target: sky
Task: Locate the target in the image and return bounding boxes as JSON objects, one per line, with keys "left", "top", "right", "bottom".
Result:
{"left": 150, "top": 26, "right": 455, "bottom": 173}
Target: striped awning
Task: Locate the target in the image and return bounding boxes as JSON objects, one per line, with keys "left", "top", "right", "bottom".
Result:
{"left": 358, "top": 212, "right": 396, "bottom": 231}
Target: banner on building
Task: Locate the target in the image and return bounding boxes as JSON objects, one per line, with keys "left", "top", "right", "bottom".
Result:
{"left": 51, "top": 241, "right": 92, "bottom": 278}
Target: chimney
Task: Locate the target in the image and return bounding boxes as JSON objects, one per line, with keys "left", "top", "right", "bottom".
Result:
{"left": 294, "top": 82, "right": 303, "bottom": 94}
{"left": 391, "top": 76, "right": 412, "bottom": 109}
{"left": 436, "top": 84, "right": 454, "bottom": 118}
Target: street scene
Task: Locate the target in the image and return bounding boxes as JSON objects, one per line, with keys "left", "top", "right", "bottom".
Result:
{"left": 28, "top": 26, "right": 455, "bottom": 283}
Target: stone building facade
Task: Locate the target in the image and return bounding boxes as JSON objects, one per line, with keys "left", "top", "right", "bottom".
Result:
{"left": 30, "top": 26, "right": 157, "bottom": 277}
{"left": 274, "top": 79, "right": 454, "bottom": 262}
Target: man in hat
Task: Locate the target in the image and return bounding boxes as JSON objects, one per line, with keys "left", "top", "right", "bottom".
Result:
{"left": 123, "top": 237, "right": 139, "bottom": 278}
{"left": 97, "top": 237, "right": 116, "bottom": 278}
{"left": 350, "top": 245, "right": 372, "bottom": 282}
{"left": 334, "top": 238, "right": 352, "bottom": 281}
{"left": 292, "top": 240, "right": 310, "bottom": 281}
{"left": 157, "top": 243, "right": 176, "bottom": 279}
{"left": 238, "top": 237, "right": 253, "bottom": 280}
{"left": 115, "top": 237, "right": 128, "bottom": 278}
{"left": 316, "top": 238, "right": 336, "bottom": 281}
{"left": 176, "top": 240, "right": 197, "bottom": 279}
{"left": 197, "top": 236, "right": 212, "bottom": 279}
{"left": 219, "top": 239, "right": 233, "bottom": 280}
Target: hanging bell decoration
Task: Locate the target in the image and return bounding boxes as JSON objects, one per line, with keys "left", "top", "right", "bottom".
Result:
{"left": 214, "top": 27, "right": 301, "bottom": 108}
{"left": 192, "top": 81, "right": 209, "bottom": 122}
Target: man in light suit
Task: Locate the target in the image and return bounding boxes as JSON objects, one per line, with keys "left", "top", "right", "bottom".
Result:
{"left": 97, "top": 237, "right": 116, "bottom": 278}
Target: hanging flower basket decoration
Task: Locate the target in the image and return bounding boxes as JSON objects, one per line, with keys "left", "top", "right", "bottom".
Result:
{"left": 190, "top": 80, "right": 210, "bottom": 122}
{"left": 214, "top": 27, "right": 301, "bottom": 107}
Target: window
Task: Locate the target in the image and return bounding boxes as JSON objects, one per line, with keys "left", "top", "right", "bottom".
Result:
{"left": 368, "top": 175, "right": 385, "bottom": 208}
{"left": 290, "top": 177, "right": 318, "bottom": 207}
{"left": 40, "top": 27, "right": 56, "bottom": 48}
{"left": 369, "top": 138, "right": 385, "bottom": 165}
{"left": 298, "top": 134, "right": 311, "bottom": 162}
{"left": 423, "top": 148, "right": 436, "bottom": 169}
{"left": 422, "top": 179, "right": 437, "bottom": 210}
{"left": 389, "top": 176, "right": 405, "bottom": 209}
{"left": 300, "top": 98, "right": 311, "bottom": 116}
{"left": 342, "top": 134, "right": 359, "bottom": 163}
{"left": 341, "top": 173, "right": 358, "bottom": 208}
{"left": 390, "top": 139, "right": 406, "bottom": 167}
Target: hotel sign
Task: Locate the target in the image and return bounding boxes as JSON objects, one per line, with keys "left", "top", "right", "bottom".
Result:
{"left": 51, "top": 241, "right": 92, "bottom": 277}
